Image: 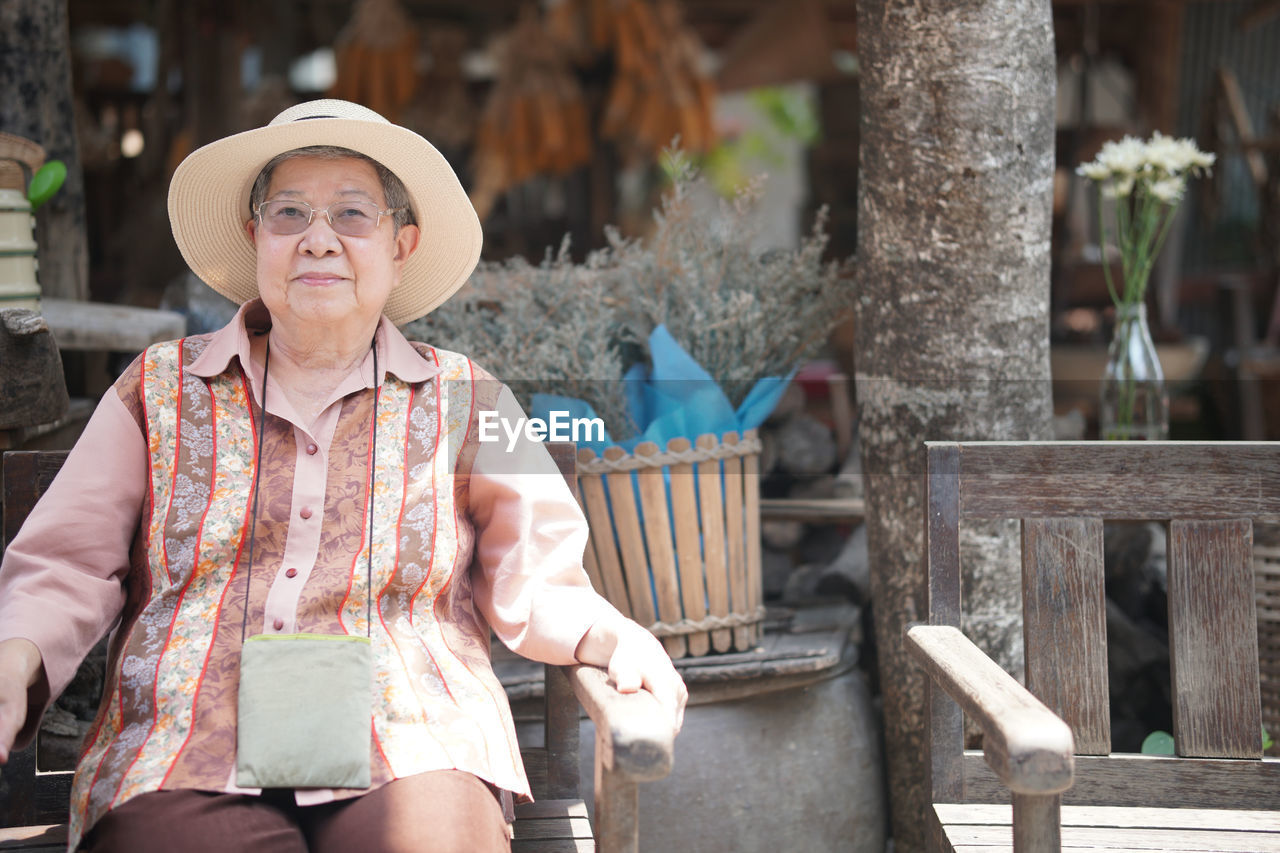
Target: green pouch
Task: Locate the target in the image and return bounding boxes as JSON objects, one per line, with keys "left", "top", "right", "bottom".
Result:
{"left": 236, "top": 633, "right": 373, "bottom": 789}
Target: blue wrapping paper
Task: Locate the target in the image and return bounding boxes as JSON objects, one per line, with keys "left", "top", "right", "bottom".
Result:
{"left": 532, "top": 325, "right": 793, "bottom": 452}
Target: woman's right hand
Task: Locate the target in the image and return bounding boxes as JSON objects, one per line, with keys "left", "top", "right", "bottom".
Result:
{"left": 0, "top": 637, "right": 43, "bottom": 764}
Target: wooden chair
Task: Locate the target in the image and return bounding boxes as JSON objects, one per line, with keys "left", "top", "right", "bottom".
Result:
{"left": 909, "top": 441, "right": 1280, "bottom": 852}
{"left": 0, "top": 445, "right": 673, "bottom": 852}
{"left": 1256, "top": 523, "right": 1280, "bottom": 754}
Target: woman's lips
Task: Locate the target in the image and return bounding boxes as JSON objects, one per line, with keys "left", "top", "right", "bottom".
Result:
{"left": 292, "top": 272, "right": 345, "bottom": 287}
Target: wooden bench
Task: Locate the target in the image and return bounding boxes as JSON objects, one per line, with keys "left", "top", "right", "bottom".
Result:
{"left": 0, "top": 445, "right": 673, "bottom": 852}
{"left": 909, "top": 441, "right": 1280, "bottom": 852}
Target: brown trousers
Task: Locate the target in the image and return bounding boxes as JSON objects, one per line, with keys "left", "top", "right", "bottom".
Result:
{"left": 79, "top": 771, "right": 511, "bottom": 853}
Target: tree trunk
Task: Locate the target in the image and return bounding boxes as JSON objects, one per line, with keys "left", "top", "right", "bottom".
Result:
{"left": 0, "top": 0, "right": 89, "bottom": 302}
{"left": 853, "top": 1, "right": 1056, "bottom": 849}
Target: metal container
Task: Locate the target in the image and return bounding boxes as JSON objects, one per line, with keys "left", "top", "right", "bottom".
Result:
{"left": 503, "top": 604, "right": 886, "bottom": 852}
{"left": 579, "top": 653, "right": 885, "bottom": 852}
{"left": 583, "top": 604, "right": 890, "bottom": 850}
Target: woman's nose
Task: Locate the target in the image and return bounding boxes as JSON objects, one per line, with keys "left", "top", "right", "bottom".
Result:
{"left": 297, "top": 214, "right": 342, "bottom": 254}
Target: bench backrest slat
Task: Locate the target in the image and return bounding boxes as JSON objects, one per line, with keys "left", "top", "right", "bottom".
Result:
{"left": 953, "top": 442, "right": 1280, "bottom": 521}
{"left": 1022, "top": 517, "right": 1110, "bottom": 755}
{"left": 963, "top": 752, "right": 1280, "bottom": 809}
{"left": 1168, "top": 518, "right": 1262, "bottom": 758}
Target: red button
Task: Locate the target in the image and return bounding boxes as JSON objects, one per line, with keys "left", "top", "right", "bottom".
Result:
{"left": 299, "top": 507, "right": 313, "bottom": 519}
{"left": 285, "top": 568, "right": 298, "bottom": 578}
{"left": 306, "top": 443, "right": 318, "bottom": 455}
{"left": 272, "top": 618, "right": 284, "bottom": 631}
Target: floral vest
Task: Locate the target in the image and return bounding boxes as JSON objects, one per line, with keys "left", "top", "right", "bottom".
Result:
{"left": 68, "top": 336, "right": 524, "bottom": 848}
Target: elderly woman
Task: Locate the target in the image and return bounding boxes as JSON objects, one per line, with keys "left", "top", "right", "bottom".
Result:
{"left": 0, "top": 100, "right": 685, "bottom": 853}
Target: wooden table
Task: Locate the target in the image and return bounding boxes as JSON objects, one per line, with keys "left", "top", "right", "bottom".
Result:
{"left": 39, "top": 298, "right": 185, "bottom": 352}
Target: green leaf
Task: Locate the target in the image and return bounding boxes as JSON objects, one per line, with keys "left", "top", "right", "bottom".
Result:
{"left": 1140, "top": 730, "right": 1175, "bottom": 755}
{"left": 747, "top": 87, "right": 820, "bottom": 144}
{"left": 27, "top": 160, "right": 66, "bottom": 210}
{"left": 1264, "top": 726, "right": 1274, "bottom": 751}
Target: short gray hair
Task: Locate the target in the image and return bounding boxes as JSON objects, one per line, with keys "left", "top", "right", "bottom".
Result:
{"left": 248, "top": 145, "right": 416, "bottom": 233}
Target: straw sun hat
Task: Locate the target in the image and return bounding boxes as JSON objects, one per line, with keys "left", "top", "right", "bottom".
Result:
{"left": 168, "top": 99, "right": 482, "bottom": 326}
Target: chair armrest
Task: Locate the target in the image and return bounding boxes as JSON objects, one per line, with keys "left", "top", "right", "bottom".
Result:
{"left": 566, "top": 664, "right": 673, "bottom": 782}
{"left": 906, "top": 625, "right": 1074, "bottom": 794}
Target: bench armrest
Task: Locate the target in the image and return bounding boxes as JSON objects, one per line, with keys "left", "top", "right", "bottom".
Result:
{"left": 566, "top": 664, "right": 674, "bottom": 782}
{"left": 907, "top": 625, "right": 1074, "bottom": 794}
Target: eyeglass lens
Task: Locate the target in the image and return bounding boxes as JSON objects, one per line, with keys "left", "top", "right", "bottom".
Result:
{"left": 258, "top": 200, "right": 384, "bottom": 237}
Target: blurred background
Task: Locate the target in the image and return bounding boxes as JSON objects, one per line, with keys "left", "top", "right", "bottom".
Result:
{"left": 5, "top": 0, "right": 1280, "bottom": 435}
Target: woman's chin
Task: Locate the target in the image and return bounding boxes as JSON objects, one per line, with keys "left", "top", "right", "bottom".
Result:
{"left": 277, "top": 293, "right": 362, "bottom": 327}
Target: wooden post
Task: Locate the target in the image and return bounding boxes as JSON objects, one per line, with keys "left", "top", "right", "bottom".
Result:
{"left": 594, "top": 728, "right": 640, "bottom": 853}
{"left": 1012, "top": 793, "right": 1061, "bottom": 853}
{"left": 544, "top": 665, "right": 581, "bottom": 800}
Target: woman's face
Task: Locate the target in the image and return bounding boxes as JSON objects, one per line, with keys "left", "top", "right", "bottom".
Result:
{"left": 245, "top": 155, "right": 419, "bottom": 337}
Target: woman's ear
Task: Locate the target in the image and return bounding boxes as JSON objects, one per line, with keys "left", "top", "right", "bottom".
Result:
{"left": 394, "top": 224, "right": 421, "bottom": 264}
{"left": 244, "top": 218, "right": 257, "bottom": 246}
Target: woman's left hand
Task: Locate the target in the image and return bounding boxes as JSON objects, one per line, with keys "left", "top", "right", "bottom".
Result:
{"left": 575, "top": 614, "right": 688, "bottom": 734}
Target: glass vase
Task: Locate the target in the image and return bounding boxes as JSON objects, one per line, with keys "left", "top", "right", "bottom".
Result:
{"left": 1099, "top": 303, "right": 1169, "bottom": 440}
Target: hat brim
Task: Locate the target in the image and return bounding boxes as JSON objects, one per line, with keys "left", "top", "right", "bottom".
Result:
{"left": 168, "top": 108, "right": 481, "bottom": 326}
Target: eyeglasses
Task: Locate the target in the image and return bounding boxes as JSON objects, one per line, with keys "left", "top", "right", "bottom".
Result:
{"left": 254, "top": 199, "right": 405, "bottom": 237}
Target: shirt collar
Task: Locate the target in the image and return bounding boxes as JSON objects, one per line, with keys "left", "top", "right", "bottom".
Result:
{"left": 188, "top": 299, "right": 443, "bottom": 388}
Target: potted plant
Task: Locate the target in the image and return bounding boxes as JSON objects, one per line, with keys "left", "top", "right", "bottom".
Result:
{"left": 406, "top": 155, "right": 852, "bottom": 656}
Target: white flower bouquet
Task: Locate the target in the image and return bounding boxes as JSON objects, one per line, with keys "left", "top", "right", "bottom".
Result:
{"left": 1075, "top": 132, "right": 1215, "bottom": 439}
{"left": 1076, "top": 132, "right": 1215, "bottom": 310}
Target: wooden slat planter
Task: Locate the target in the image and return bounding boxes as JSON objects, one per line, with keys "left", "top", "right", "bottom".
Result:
{"left": 575, "top": 431, "right": 764, "bottom": 658}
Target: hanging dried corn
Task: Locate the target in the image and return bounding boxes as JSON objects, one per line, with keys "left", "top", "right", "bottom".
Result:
{"left": 398, "top": 26, "right": 476, "bottom": 151}
{"left": 656, "top": 0, "right": 716, "bottom": 154}
{"left": 328, "top": 0, "right": 419, "bottom": 122}
{"left": 545, "top": 0, "right": 618, "bottom": 64}
{"left": 551, "top": 0, "right": 716, "bottom": 162}
{"left": 470, "top": 6, "right": 592, "bottom": 221}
